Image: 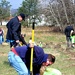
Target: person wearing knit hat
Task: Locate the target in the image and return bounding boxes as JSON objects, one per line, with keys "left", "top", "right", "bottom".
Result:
{"left": 8, "top": 43, "right": 55, "bottom": 75}
{"left": 6, "top": 13, "right": 27, "bottom": 47}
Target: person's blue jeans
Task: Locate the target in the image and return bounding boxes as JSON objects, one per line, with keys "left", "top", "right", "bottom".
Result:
{"left": 8, "top": 51, "right": 30, "bottom": 75}
{"left": 0, "top": 36, "right": 2, "bottom": 44}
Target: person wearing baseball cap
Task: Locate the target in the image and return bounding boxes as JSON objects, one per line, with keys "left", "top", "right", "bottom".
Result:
{"left": 19, "top": 13, "right": 25, "bottom": 21}
{"left": 6, "top": 13, "right": 27, "bottom": 48}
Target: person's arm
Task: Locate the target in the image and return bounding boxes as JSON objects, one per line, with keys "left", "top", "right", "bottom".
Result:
{"left": 19, "top": 35, "right": 27, "bottom": 45}
{"left": 40, "top": 66, "right": 46, "bottom": 75}
{"left": 12, "top": 23, "right": 19, "bottom": 40}
{"left": 12, "top": 19, "right": 21, "bottom": 44}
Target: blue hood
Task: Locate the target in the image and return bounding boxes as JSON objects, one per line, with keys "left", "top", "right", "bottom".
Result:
{"left": 33, "top": 46, "right": 48, "bottom": 65}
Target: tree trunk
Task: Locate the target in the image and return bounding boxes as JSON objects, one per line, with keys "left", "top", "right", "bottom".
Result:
{"left": 61, "top": 0, "right": 69, "bottom": 23}
{"left": 49, "top": 3, "right": 60, "bottom": 26}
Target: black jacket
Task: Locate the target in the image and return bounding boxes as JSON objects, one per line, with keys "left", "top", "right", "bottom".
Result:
{"left": 6, "top": 16, "right": 21, "bottom": 41}
{"left": 64, "top": 25, "right": 74, "bottom": 37}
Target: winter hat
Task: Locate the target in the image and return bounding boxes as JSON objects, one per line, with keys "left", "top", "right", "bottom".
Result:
{"left": 20, "top": 13, "right": 25, "bottom": 20}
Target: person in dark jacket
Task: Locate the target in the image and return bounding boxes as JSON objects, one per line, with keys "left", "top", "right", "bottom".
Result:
{"left": 8, "top": 43, "right": 55, "bottom": 75}
{"left": 64, "top": 23, "right": 74, "bottom": 47}
{"left": 6, "top": 13, "right": 27, "bottom": 47}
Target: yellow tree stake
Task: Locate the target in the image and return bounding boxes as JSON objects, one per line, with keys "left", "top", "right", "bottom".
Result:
{"left": 30, "top": 16, "right": 35, "bottom": 75}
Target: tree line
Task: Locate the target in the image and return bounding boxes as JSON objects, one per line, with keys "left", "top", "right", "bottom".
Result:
{"left": 0, "top": 0, "right": 75, "bottom": 26}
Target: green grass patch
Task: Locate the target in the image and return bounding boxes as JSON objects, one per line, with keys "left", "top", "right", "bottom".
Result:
{"left": 0, "top": 26, "right": 75, "bottom": 75}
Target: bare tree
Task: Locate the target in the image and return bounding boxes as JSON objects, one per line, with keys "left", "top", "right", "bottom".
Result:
{"left": 69, "top": 0, "right": 75, "bottom": 25}
{"left": 37, "top": 0, "right": 75, "bottom": 26}
{"left": 48, "top": 1, "right": 60, "bottom": 26}
{"left": 61, "top": 0, "right": 69, "bottom": 23}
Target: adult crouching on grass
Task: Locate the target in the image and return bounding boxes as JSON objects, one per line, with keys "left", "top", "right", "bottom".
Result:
{"left": 8, "top": 43, "right": 55, "bottom": 75}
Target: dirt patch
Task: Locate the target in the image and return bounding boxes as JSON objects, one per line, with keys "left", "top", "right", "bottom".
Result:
{"left": 0, "top": 52, "right": 7, "bottom": 56}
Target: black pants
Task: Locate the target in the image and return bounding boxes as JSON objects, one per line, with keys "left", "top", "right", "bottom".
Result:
{"left": 10, "top": 41, "right": 17, "bottom": 48}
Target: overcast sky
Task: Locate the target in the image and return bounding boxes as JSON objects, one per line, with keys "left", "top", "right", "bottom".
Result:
{"left": 7, "top": 0, "right": 23, "bottom": 9}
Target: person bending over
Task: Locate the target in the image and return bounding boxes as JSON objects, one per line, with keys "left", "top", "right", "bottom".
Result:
{"left": 8, "top": 43, "right": 55, "bottom": 75}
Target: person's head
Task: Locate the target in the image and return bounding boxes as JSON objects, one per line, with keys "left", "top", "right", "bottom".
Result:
{"left": 42, "top": 54, "right": 55, "bottom": 66}
{"left": 18, "top": 13, "right": 25, "bottom": 21}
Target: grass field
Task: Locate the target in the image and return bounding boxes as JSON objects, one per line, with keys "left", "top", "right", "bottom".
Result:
{"left": 0, "top": 26, "right": 75, "bottom": 75}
